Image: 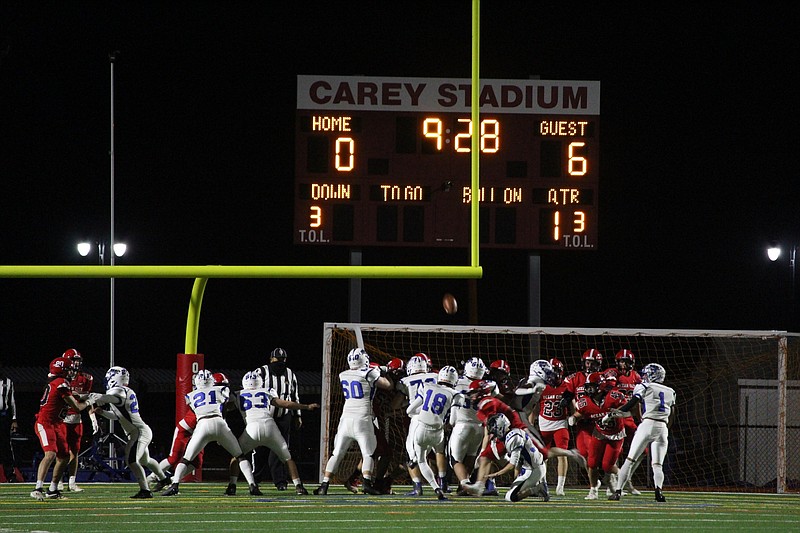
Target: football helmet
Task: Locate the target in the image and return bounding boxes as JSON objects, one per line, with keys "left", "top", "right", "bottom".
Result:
{"left": 463, "top": 357, "right": 487, "bottom": 380}
{"left": 615, "top": 349, "right": 635, "bottom": 371}
{"left": 641, "top": 363, "right": 666, "bottom": 384}
{"left": 241, "top": 370, "right": 263, "bottom": 390}
{"left": 437, "top": 365, "right": 459, "bottom": 387}
{"left": 583, "top": 371, "right": 604, "bottom": 395}
{"left": 193, "top": 369, "right": 214, "bottom": 389}
{"left": 487, "top": 413, "right": 511, "bottom": 440}
{"left": 529, "top": 359, "right": 558, "bottom": 387}
{"left": 416, "top": 352, "right": 433, "bottom": 372}
{"left": 406, "top": 355, "right": 428, "bottom": 376}
{"left": 347, "top": 348, "right": 369, "bottom": 370}
{"left": 468, "top": 379, "right": 494, "bottom": 398}
{"left": 601, "top": 368, "right": 618, "bottom": 391}
{"left": 549, "top": 357, "right": 564, "bottom": 376}
{"left": 213, "top": 372, "right": 229, "bottom": 386}
{"left": 582, "top": 349, "right": 603, "bottom": 373}
{"left": 105, "top": 366, "right": 130, "bottom": 389}
{"left": 489, "top": 359, "right": 511, "bottom": 375}
{"left": 48, "top": 357, "right": 73, "bottom": 378}
{"left": 62, "top": 348, "right": 83, "bottom": 370}
{"left": 386, "top": 357, "right": 404, "bottom": 375}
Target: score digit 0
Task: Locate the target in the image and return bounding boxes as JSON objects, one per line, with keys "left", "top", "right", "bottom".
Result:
{"left": 335, "top": 137, "right": 354, "bottom": 171}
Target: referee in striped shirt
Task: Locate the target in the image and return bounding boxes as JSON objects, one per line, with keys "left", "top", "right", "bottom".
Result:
{"left": 0, "top": 367, "right": 18, "bottom": 482}
{"left": 254, "top": 348, "right": 301, "bottom": 490}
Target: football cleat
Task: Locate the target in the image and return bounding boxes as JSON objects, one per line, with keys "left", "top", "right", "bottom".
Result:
{"left": 435, "top": 488, "right": 447, "bottom": 501}
{"left": 537, "top": 481, "right": 550, "bottom": 502}
{"left": 343, "top": 473, "right": 360, "bottom": 493}
{"left": 655, "top": 488, "right": 666, "bottom": 502}
{"left": 130, "top": 489, "right": 153, "bottom": 499}
{"left": 295, "top": 484, "right": 309, "bottom": 495}
{"left": 249, "top": 483, "right": 263, "bottom": 496}
{"left": 68, "top": 484, "right": 84, "bottom": 493}
{"left": 30, "top": 488, "right": 45, "bottom": 501}
{"left": 608, "top": 490, "right": 622, "bottom": 501}
{"left": 462, "top": 481, "right": 485, "bottom": 497}
{"left": 483, "top": 478, "right": 499, "bottom": 496}
{"left": 555, "top": 487, "right": 565, "bottom": 496}
{"left": 45, "top": 489, "right": 64, "bottom": 499}
{"left": 404, "top": 481, "right": 423, "bottom": 496}
{"left": 584, "top": 487, "right": 598, "bottom": 500}
{"left": 313, "top": 481, "right": 329, "bottom": 495}
{"left": 275, "top": 482, "right": 288, "bottom": 491}
{"left": 224, "top": 483, "right": 237, "bottom": 496}
{"left": 362, "top": 479, "right": 381, "bottom": 495}
{"left": 625, "top": 479, "right": 642, "bottom": 495}
{"left": 161, "top": 483, "right": 180, "bottom": 496}
{"left": 153, "top": 476, "right": 172, "bottom": 492}
{"left": 57, "top": 481, "right": 64, "bottom": 491}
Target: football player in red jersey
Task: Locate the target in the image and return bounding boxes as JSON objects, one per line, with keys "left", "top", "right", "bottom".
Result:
{"left": 572, "top": 372, "right": 627, "bottom": 500}
{"left": 561, "top": 349, "right": 603, "bottom": 462}
{"left": 538, "top": 358, "right": 571, "bottom": 495}
{"left": 60, "top": 349, "right": 97, "bottom": 492}
{"left": 607, "top": 349, "right": 643, "bottom": 495}
{"left": 30, "top": 357, "right": 93, "bottom": 500}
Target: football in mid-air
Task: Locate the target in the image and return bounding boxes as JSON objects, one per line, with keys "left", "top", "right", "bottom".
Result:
{"left": 442, "top": 293, "right": 458, "bottom": 315}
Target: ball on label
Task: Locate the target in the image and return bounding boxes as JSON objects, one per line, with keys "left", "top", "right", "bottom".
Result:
{"left": 442, "top": 293, "right": 458, "bottom": 315}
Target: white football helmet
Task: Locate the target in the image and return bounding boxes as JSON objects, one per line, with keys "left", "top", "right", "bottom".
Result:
{"left": 487, "top": 413, "right": 511, "bottom": 440}
{"left": 241, "top": 370, "right": 263, "bottom": 390}
{"left": 529, "top": 359, "right": 557, "bottom": 387}
{"left": 406, "top": 355, "right": 427, "bottom": 376}
{"left": 194, "top": 369, "right": 214, "bottom": 388}
{"left": 104, "top": 366, "right": 130, "bottom": 389}
{"left": 437, "top": 365, "right": 459, "bottom": 387}
{"left": 347, "top": 348, "right": 369, "bottom": 370}
{"left": 463, "top": 357, "right": 487, "bottom": 380}
{"left": 641, "top": 363, "right": 666, "bottom": 384}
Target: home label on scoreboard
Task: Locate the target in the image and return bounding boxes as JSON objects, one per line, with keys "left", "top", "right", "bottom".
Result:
{"left": 294, "top": 75, "right": 600, "bottom": 250}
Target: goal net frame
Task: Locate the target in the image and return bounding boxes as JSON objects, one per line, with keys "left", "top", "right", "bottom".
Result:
{"left": 320, "top": 323, "right": 799, "bottom": 494}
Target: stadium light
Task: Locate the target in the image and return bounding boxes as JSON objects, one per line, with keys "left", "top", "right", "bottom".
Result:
{"left": 766, "top": 241, "right": 798, "bottom": 331}
{"left": 767, "top": 243, "right": 782, "bottom": 262}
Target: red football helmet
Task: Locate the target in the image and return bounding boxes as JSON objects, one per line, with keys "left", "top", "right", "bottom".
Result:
{"left": 386, "top": 357, "right": 404, "bottom": 375}
{"left": 615, "top": 349, "right": 635, "bottom": 372}
{"left": 583, "top": 371, "right": 604, "bottom": 394}
{"left": 582, "top": 349, "right": 603, "bottom": 373}
{"left": 49, "top": 357, "right": 73, "bottom": 378}
{"left": 601, "top": 368, "right": 618, "bottom": 391}
{"left": 468, "top": 379, "right": 494, "bottom": 398}
{"left": 62, "top": 348, "right": 83, "bottom": 370}
{"left": 489, "top": 359, "right": 511, "bottom": 375}
{"left": 212, "top": 372, "right": 229, "bottom": 386}
{"left": 549, "top": 357, "right": 564, "bottom": 376}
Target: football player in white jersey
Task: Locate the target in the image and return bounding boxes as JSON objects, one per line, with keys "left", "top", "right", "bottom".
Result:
{"left": 406, "top": 365, "right": 465, "bottom": 500}
{"left": 391, "top": 353, "right": 441, "bottom": 496}
{"left": 485, "top": 412, "right": 549, "bottom": 502}
{"left": 448, "top": 357, "right": 486, "bottom": 493}
{"left": 607, "top": 363, "right": 676, "bottom": 502}
{"left": 88, "top": 366, "right": 171, "bottom": 498}
{"left": 161, "top": 369, "right": 259, "bottom": 496}
{"left": 314, "top": 348, "right": 393, "bottom": 495}
{"left": 228, "top": 370, "right": 319, "bottom": 495}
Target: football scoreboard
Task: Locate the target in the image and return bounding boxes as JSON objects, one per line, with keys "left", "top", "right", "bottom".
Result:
{"left": 294, "top": 75, "right": 600, "bottom": 250}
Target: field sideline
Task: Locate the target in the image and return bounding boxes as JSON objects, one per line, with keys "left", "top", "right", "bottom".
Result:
{"left": 2, "top": 483, "right": 798, "bottom": 533}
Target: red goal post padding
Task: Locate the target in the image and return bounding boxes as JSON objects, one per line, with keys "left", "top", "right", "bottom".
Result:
{"left": 176, "top": 353, "right": 204, "bottom": 481}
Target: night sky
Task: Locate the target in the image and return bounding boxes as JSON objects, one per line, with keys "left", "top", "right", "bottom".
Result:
{"left": 1, "top": 2, "right": 798, "bottom": 373}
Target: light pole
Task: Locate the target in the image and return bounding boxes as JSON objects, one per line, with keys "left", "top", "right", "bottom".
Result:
{"left": 767, "top": 242, "right": 798, "bottom": 331}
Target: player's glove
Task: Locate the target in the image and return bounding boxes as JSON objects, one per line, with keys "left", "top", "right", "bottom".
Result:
{"left": 568, "top": 415, "right": 576, "bottom": 427}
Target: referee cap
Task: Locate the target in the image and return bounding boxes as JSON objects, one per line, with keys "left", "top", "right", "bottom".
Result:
{"left": 271, "top": 347, "right": 288, "bottom": 360}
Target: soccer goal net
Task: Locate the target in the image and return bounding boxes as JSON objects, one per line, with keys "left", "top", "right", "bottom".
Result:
{"left": 320, "top": 323, "right": 800, "bottom": 493}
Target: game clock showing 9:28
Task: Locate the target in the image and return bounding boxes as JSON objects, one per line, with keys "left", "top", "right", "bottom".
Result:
{"left": 294, "top": 75, "right": 600, "bottom": 250}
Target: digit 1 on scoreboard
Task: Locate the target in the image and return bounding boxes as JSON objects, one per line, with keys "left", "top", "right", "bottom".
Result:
{"left": 552, "top": 210, "right": 560, "bottom": 241}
